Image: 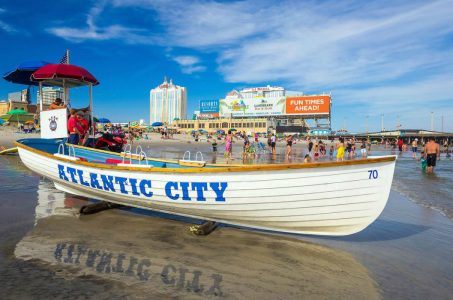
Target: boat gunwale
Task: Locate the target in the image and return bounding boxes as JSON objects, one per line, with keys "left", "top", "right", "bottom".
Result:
{"left": 15, "top": 140, "right": 396, "bottom": 174}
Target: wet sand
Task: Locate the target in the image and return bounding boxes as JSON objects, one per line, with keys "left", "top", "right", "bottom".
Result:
{"left": 0, "top": 161, "right": 381, "bottom": 299}
{"left": 1, "top": 133, "right": 452, "bottom": 299}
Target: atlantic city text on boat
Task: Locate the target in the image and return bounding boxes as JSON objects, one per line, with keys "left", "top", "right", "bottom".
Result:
{"left": 57, "top": 164, "right": 228, "bottom": 202}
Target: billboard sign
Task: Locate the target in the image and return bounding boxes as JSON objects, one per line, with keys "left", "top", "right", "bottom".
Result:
{"left": 285, "top": 95, "right": 331, "bottom": 115}
{"left": 198, "top": 112, "right": 220, "bottom": 119}
{"left": 220, "top": 97, "right": 285, "bottom": 117}
{"left": 200, "top": 100, "right": 219, "bottom": 113}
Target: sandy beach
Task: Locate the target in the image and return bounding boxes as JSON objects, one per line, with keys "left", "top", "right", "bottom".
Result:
{"left": 0, "top": 131, "right": 452, "bottom": 299}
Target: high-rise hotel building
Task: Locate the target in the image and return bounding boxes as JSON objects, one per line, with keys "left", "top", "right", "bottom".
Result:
{"left": 37, "top": 87, "right": 64, "bottom": 105}
{"left": 149, "top": 78, "right": 187, "bottom": 124}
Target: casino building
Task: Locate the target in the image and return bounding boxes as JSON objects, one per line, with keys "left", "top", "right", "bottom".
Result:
{"left": 150, "top": 78, "right": 187, "bottom": 124}
{"left": 172, "top": 85, "right": 331, "bottom": 135}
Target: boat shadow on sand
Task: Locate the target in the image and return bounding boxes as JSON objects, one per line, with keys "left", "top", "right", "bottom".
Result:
{"left": 12, "top": 179, "right": 383, "bottom": 299}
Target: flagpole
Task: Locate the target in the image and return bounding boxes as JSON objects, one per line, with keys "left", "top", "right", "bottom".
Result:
{"left": 65, "top": 49, "right": 70, "bottom": 107}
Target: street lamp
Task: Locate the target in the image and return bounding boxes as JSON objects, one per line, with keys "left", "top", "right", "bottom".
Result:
{"left": 381, "top": 114, "right": 384, "bottom": 132}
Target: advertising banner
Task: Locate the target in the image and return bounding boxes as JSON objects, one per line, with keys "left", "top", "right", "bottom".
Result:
{"left": 198, "top": 112, "right": 220, "bottom": 119}
{"left": 40, "top": 108, "right": 68, "bottom": 139}
{"left": 220, "top": 97, "right": 285, "bottom": 117}
{"left": 285, "top": 95, "right": 331, "bottom": 115}
{"left": 200, "top": 100, "right": 219, "bottom": 113}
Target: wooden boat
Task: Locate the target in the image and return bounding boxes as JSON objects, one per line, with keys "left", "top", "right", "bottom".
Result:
{"left": 15, "top": 138, "right": 396, "bottom": 236}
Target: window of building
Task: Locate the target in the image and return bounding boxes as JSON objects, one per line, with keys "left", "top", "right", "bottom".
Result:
{"left": 222, "top": 122, "right": 228, "bottom": 128}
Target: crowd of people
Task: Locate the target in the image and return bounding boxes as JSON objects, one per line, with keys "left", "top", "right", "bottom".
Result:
{"left": 213, "top": 132, "right": 448, "bottom": 173}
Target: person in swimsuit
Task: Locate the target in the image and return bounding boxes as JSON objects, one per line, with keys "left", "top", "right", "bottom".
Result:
{"left": 336, "top": 138, "right": 345, "bottom": 162}
{"left": 411, "top": 139, "right": 418, "bottom": 159}
{"left": 225, "top": 130, "right": 233, "bottom": 160}
{"left": 270, "top": 134, "right": 277, "bottom": 155}
{"left": 346, "top": 139, "right": 352, "bottom": 158}
{"left": 313, "top": 144, "right": 319, "bottom": 160}
{"left": 360, "top": 139, "right": 367, "bottom": 158}
{"left": 319, "top": 141, "right": 326, "bottom": 157}
{"left": 286, "top": 135, "right": 293, "bottom": 157}
{"left": 424, "top": 137, "right": 440, "bottom": 173}
{"left": 329, "top": 145, "right": 334, "bottom": 159}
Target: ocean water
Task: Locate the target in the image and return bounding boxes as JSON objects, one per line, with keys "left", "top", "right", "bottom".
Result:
{"left": 370, "top": 149, "right": 453, "bottom": 219}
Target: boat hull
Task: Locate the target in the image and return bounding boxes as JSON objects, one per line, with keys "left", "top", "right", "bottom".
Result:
{"left": 17, "top": 146, "right": 396, "bottom": 236}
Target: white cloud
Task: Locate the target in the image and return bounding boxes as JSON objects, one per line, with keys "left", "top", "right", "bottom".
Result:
{"left": 46, "top": 0, "right": 453, "bottom": 130}
{"left": 0, "top": 7, "right": 17, "bottom": 33}
{"left": 172, "top": 55, "right": 206, "bottom": 74}
{"left": 47, "top": 1, "right": 154, "bottom": 44}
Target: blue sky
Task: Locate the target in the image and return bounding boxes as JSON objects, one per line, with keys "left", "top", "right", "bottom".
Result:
{"left": 0, "top": 0, "right": 452, "bottom": 132}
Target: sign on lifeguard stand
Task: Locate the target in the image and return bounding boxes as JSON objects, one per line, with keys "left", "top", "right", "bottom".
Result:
{"left": 40, "top": 109, "right": 68, "bottom": 139}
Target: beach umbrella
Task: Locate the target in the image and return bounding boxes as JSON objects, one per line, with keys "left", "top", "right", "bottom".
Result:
{"left": 32, "top": 63, "right": 99, "bottom": 87}
{"left": 216, "top": 129, "right": 225, "bottom": 134}
{"left": 229, "top": 128, "right": 237, "bottom": 132}
{"left": 93, "top": 117, "right": 99, "bottom": 122}
{"left": 7, "top": 109, "right": 27, "bottom": 123}
{"left": 98, "top": 118, "right": 110, "bottom": 123}
{"left": 152, "top": 122, "right": 164, "bottom": 127}
{"left": 3, "top": 60, "right": 51, "bottom": 86}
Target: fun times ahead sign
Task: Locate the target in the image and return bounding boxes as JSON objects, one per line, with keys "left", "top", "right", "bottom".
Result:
{"left": 285, "top": 95, "right": 331, "bottom": 115}
{"left": 40, "top": 108, "right": 68, "bottom": 139}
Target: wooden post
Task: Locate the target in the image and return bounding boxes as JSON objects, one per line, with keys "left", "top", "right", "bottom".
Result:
{"left": 89, "top": 83, "right": 94, "bottom": 138}
{"left": 39, "top": 82, "right": 43, "bottom": 112}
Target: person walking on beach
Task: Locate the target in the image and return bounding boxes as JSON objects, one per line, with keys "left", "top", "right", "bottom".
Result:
{"left": 329, "top": 144, "right": 334, "bottom": 159}
{"left": 308, "top": 139, "right": 314, "bottom": 153}
{"left": 336, "top": 138, "right": 345, "bottom": 162}
{"left": 411, "top": 139, "right": 418, "bottom": 159}
{"left": 397, "top": 137, "right": 403, "bottom": 152}
{"left": 225, "top": 130, "right": 233, "bottom": 160}
{"left": 346, "top": 139, "right": 352, "bottom": 158}
{"left": 424, "top": 137, "right": 440, "bottom": 173}
{"left": 367, "top": 138, "right": 372, "bottom": 154}
{"left": 319, "top": 140, "right": 326, "bottom": 157}
{"left": 360, "top": 139, "right": 367, "bottom": 158}
{"left": 313, "top": 143, "right": 319, "bottom": 160}
{"left": 270, "top": 134, "right": 277, "bottom": 155}
{"left": 285, "top": 135, "right": 293, "bottom": 158}
{"left": 267, "top": 134, "right": 272, "bottom": 151}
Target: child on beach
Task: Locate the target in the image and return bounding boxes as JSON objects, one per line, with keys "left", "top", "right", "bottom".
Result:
{"left": 336, "top": 138, "right": 345, "bottom": 162}
{"left": 304, "top": 154, "right": 312, "bottom": 163}
{"left": 419, "top": 151, "right": 427, "bottom": 172}
{"left": 329, "top": 145, "right": 334, "bottom": 159}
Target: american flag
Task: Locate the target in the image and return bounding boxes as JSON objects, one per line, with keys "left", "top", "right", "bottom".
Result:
{"left": 59, "top": 51, "right": 69, "bottom": 64}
